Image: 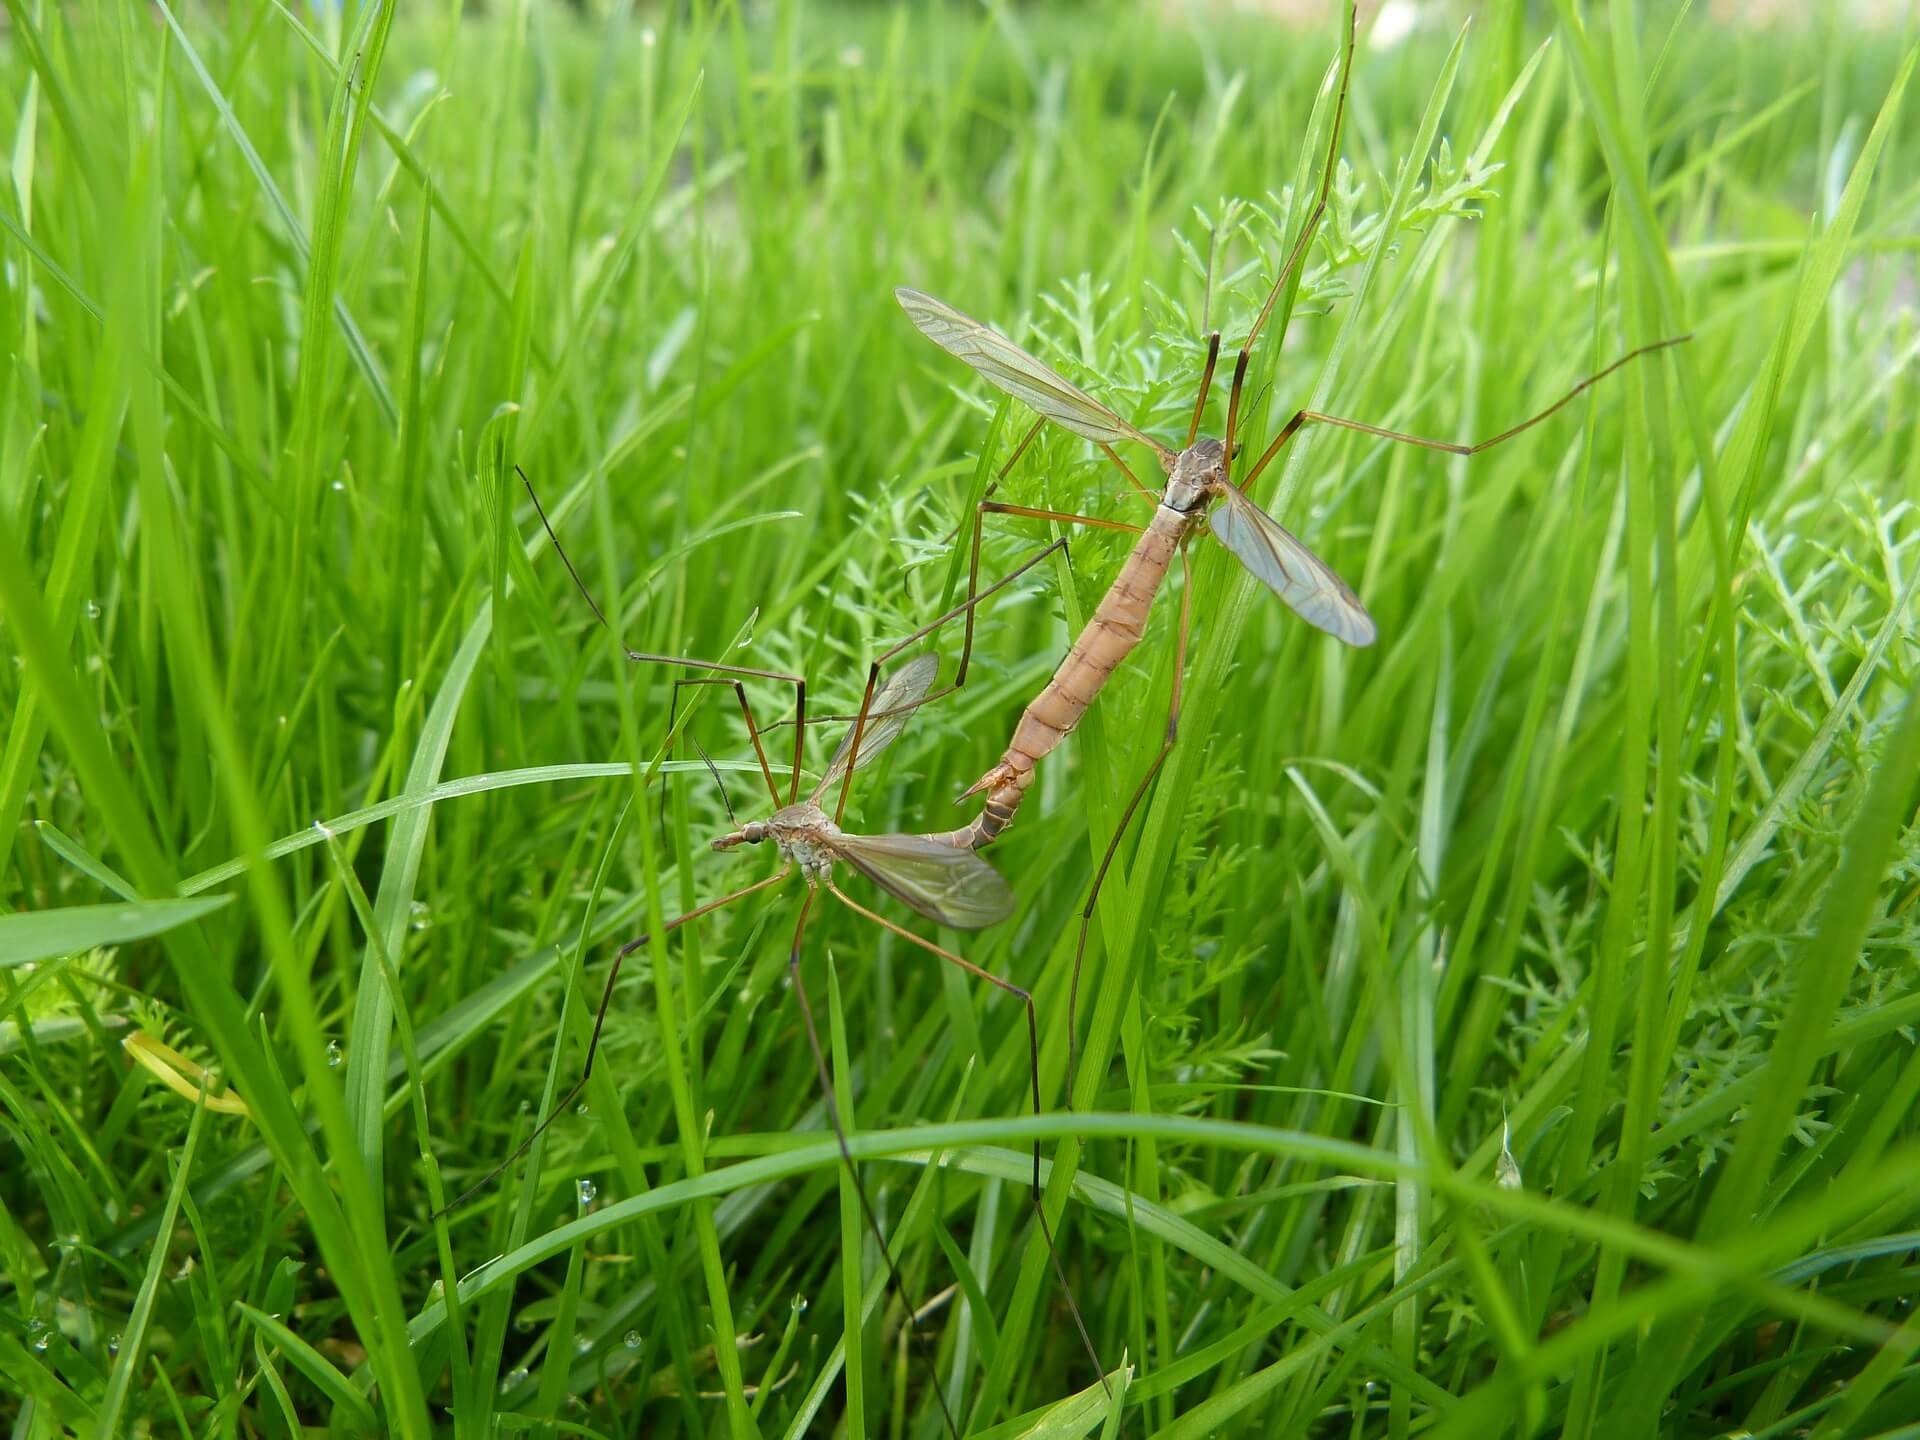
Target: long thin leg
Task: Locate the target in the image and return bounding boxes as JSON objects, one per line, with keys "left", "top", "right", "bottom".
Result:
{"left": 952, "top": 416, "right": 1144, "bottom": 526}
{"left": 1236, "top": 334, "right": 1695, "bottom": 494}
{"left": 825, "top": 884, "right": 1111, "bottom": 1401}
{"left": 1236, "top": 3, "right": 1357, "bottom": 376}
{"left": 785, "top": 890, "right": 965, "bottom": 1440}
{"left": 1219, "top": 2, "right": 1355, "bottom": 468}
{"left": 435, "top": 867, "right": 792, "bottom": 1217}
{"left": 788, "top": 503, "right": 1140, "bottom": 731}
{"left": 1187, "top": 332, "right": 1223, "bottom": 447}
{"left": 1097, "top": 443, "right": 1159, "bottom": 505}
{"left": 981, "top": 501, "right": 1145, "bottom": 535}
{"left": 666, "top": 676, "right": 782, "bottom": 809}
{"left": 519, "top": 466, "right": 811, "bottom": 802}
{"left": 1069, "top": 545, "right": 1193, "bottom": 1098}
{"left": 938, "top": 416, "right": 1049, "bottom": 548}
{"left": 823, "top": 499, "right": 1145, "bottom": 825}
{"left": 986, "top": 416, "right": 1047, "bottom": 505}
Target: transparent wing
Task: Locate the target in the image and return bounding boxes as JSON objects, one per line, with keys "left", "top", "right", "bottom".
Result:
{"left": 812, "top": 654, "right": 940, "bottom": 804}
{"left": 831, "top": 832, "right": 1016, "bottom": 930}
{"left": 1210, "top": 487, "right": 1377, "bottom": 647}
{"left": 896, "top": 288, "right": 1176, "bottom": 467}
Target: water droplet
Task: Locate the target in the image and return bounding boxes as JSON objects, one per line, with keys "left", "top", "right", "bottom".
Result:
{"left": 409, "top": 900, "right": 431, "bottom": 932}
{"left": 624, "top": 1329, "right": 642, "bottom": 1349}
{"left": 515, "top": 1315, "right": 534, "bottom": 1332}
{"left": 86, "top": 599, "right": 101, "bottom": 619}
{"left": 428, "top": 1279, "right": 444, "bottom": 1298}
{"left": 641, "top": 26, "right": 655, "bottom": 45}
{"left": 574, "top": 1335, "right": 593, "bottom": 1354}
{"left": 574, "top": 1100, "right": 589, "bottom": 1116}
{"left": 791, "top": 1294, "right": 808, "bottom": 1315}
{"left": 107, "top": 1334, "right": 122, "bottom": 1357}
{"left": 331, "top": 480, "right": 346, "bottom": 493}
{"left": 28, "top": 1320, "right": 49, "bottom": 1353}
{"left": 501, "top": 1366, "right": 529, "bottom": 1392}
{"left": 326, "top": 1040, "right": 344, "bottom": 1068}
{"left": 576, "top": 1178, "right": 597, "bottom": 1208}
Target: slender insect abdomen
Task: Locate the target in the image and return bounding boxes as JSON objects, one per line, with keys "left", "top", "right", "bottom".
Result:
{"left": 927, "top": 506, "right": 1186, "bottom": 850}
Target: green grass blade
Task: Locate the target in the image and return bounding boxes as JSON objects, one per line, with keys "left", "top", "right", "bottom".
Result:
{"left": 0, "top": 896, "right": 230, "bottom": 967}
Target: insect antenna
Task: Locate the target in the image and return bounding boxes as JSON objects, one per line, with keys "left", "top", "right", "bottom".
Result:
{"left": 517, "top": 465, "right": 619, "bottom": 633}
{"left": 692, "top": 735, "right": 738, "bottom": 828}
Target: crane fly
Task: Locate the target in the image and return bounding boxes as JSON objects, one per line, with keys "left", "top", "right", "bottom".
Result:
{"left": 448, "top": 482, "right": 1113, "bottom": 1434}
{"left": 895, "top": 0, "right": 1687, "bottom": 1082}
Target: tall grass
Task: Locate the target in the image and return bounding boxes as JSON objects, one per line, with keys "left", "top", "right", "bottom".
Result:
{"left": 3, "top": 1, "right": 1918, "bottom": 1436}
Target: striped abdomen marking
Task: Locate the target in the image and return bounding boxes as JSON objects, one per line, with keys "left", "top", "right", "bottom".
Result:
{"left": 930, "top": 505, "right": 1186, "bottom": 850}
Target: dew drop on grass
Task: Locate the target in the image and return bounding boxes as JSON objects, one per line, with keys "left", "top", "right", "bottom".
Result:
{"left": 624, "top": 1329, "right": 642, "bottom": 1350}
{"left": 574, "top": 1336, "right": 593, "bottom": 1355}
{"left": 575, "top": 1100, "right": 589, "bottom": 1116}
{"left": 791, "top": 1294, "right": 808, "bottom": 1315}
{"left": 27, "top": 1318, "right": 48, "bottom": 1352}
{"left": 86, "top": 599, "right": 101, "bottom": 619}
{"left": 326, "top": 1040, "right": 344, "bottom": 1068}
{"left": 501, "top": 1367, "right": 529, "bottom": 1393}
{"left": 576, "top": 1178, "right": 597, "bottom": 1209}
{"left": 107, "top": 1334, "right": 122, "bottom": 1357}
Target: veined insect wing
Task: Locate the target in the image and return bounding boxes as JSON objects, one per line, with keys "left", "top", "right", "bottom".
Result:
{"left": 812, "top": 653, "right": 941, "bottom": 803}
{"left": 1209, "top": 485, "right": 1376, "bottom": 647}
{"left": 830, "top": 830, "right": 1015, "bottom": 930}
{"left": 896, "top": 288, "right": 1177, "bottom": 468}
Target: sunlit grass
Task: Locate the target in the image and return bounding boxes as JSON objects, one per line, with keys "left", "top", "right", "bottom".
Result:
{"left": 4, "top": 2, "right": 1918, "bottom": 1436}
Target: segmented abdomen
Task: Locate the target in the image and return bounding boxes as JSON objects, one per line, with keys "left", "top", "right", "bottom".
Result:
{"left": 928, "top": 505, "right": 1185, "bottom": 850}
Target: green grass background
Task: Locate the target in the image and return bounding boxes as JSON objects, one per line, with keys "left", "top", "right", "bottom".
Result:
{"left": 4, "top": 0, "right": 1920, "bottom": 1435}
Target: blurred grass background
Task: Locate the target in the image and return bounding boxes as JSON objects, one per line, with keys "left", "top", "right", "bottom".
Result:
{"left": 3, "top": 1, "right": 1919, "bottom": 1436}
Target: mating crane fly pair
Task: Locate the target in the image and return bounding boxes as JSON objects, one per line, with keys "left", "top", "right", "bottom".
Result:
{"left": 453, "top": 0, "right": 1689, "bottom": 1429}
{"left": 457, "top": 497, "right": 1098, "bottom": 1439}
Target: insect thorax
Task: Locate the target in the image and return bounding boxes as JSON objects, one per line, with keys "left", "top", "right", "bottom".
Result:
{"left": 769, "top": 803, "right": 840, "bottom": 882}
{"left": 1165, "top": 438, "right": 1228, "bottom": 512}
